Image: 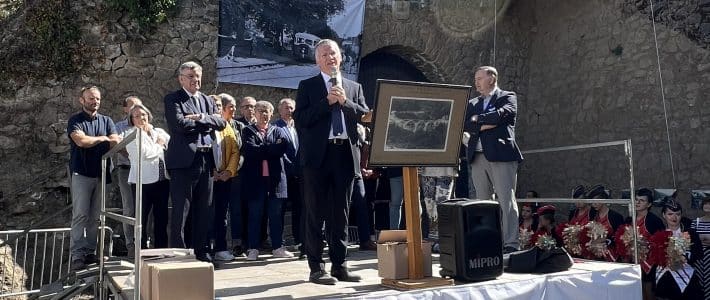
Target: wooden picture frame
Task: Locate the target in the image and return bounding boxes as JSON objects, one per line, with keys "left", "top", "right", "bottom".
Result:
{"left": 368, "top": 80, "right": 471, "bottom": 167}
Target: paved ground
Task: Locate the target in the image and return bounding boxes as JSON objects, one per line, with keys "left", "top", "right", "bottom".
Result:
{"left": 213, "top": 246, "right": 441, "bottom": 299}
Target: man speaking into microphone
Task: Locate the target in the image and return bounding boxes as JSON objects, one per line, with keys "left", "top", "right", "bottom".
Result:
{"left": 294, "top": 39, "right": 369, "bottom": 285}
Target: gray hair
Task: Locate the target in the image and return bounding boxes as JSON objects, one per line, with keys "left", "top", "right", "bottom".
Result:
{"left": 241, "top": 96, "right": 256, "bottom": 105}
{"left": 178, "top": 61, "right": 202, "bottom": 74}
{"left": 314, "top": 39, "right": 341, "bottom": 60}
{"left": 123, "top": 96, "right": 142, "bottom": 107}
{"left": 476, "top": 66, "right": 498, "bottom": 85}
{"left": 127, "top": 103, "right": 154, "bottom": 126}
{"left": 255, "top": 100, "right": 274, "bottom": 112}
{"left": 218, "top": 93, "right": 237, "bottom": 107}
{"left": 278, "top": 98, "right": 295, "bottom": 106}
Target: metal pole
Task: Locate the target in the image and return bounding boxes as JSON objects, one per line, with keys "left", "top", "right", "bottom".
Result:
{"left": 134, "top": 129, "right": 143, "bottom": 300}
{"left": 626, "top": 139, "right": 638, "bottom": 264}
{"left": 98, "top": 158, "right": 107, "bottom": 300}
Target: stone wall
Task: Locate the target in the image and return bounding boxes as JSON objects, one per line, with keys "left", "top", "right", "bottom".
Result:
{"left": 516, "top": 0, "right": 710, "bottom": 215}
{"left": 2, "top": 0, "right": 709, "bottom": 228}
{"left": 0, "top": 0, "right": 220, "bottom": 228}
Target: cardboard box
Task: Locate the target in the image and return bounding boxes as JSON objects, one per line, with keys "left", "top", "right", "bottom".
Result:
{"left": 140, "top": 260, "right": 214, "bottom": 300}
{"left": 377, "top": 230, "right": 432, "bottom": 279}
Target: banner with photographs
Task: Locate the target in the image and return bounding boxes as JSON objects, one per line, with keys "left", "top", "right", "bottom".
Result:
{"left": 217, "top": 0, "right": 365, "bottom": 89}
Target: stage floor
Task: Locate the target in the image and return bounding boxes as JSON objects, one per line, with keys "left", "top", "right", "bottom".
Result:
{"left": 109, "top": 247, "right": 641, "bottom": 299}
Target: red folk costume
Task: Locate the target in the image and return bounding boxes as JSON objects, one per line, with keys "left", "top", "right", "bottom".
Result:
{"left": 569, "top": 207, "right": 592, "bottom": 226}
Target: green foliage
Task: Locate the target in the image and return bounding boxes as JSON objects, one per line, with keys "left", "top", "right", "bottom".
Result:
{"left": 24, "top": 0, "right": 82, "bottom": 74}
{"left": 0, "top": 0, "right": 90, "bottom": 95}
{"left": 105, "top": 0, "right": 178, "bottom": 31}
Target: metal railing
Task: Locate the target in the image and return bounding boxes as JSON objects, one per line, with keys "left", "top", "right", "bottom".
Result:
{"left": 98, "top": 129, "right": 142, "bottom": 300}
{"left": 0, "top": 227, "right": 113, "bottom": 298}
{"left": 517, "top": 139, "right": 639, "bottom": 263}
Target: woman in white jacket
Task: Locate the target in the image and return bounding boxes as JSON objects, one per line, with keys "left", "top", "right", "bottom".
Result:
{"left": 125, "top": 103, "right": 170, "bottom": 249}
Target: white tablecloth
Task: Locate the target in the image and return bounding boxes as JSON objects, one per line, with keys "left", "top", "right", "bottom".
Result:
{"left": 351, "top": 260, "right": 641, "bottom": 300}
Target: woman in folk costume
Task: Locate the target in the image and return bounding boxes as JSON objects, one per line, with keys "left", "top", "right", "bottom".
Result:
{"left": 519, "top": 203, "right": 539, "bottom": 231}
{"left": 568, "top": 185, "right": 596, "bottom": 225}
{"left": 616, "top": 188, "right": 665, "bottom": 300}
{"left": 531, "top": 205, "right": 561, "bottom": 248}
{"left": 558, "top": 185, "right": 595, "bottom": 257}
{"left": 689, "top": 196, "right": 710, "bottom": 300}
{"left": 586, "top": 185, "right": 623, "bottom": 261}
{"left": 518, "top": 203, "right": 539, "bottom": 249}
{"left": 649, "top": 199, "right": 702, "bottom": 300}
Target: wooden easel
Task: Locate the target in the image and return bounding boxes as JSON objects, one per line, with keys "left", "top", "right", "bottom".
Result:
{"left": 380, "top": 167, "right": 453, "bottom": 290}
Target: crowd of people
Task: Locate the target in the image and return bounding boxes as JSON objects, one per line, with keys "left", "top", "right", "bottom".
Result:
{"left": 65, "top": 38, "right": 709, "bottom": 296}
{"left": 67, "top": 46, "right": 510, "bottom": 286}
{"left": 518, "top": 187, "right": 710, "bottom": 300}
{"left": 65, "top": 39, "right": 525, "bottom": 285}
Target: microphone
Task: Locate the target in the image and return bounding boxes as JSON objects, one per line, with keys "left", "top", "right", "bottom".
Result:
{"left": 330, "top": 67, "right": 340, "bottom": 87}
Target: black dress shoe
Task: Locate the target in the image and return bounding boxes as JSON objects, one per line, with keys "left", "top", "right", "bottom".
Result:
{"left": 359, "top": 240, "right": 377, "bottom": 251}
{"left": 330, "top": 268, "right": 361, "bottom": 282}
{"left": 309, "top": 270, "right": 337, "bottom": 285}
{"left": 196, "top": 253, "right": 214, "bottom": 263}
{"left": 71, "top": 258, "right": 86, "bottom": 271}
{"left": 84, "top": 254, "right": 100, "bottom": 265}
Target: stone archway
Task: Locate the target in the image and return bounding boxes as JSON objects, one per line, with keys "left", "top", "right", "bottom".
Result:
{"left": 358, "top": 46, "right": 442, "bottom": 106}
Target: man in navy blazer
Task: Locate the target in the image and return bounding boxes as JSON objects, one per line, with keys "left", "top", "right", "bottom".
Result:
{"left": 463, "top": 66, "right": 523, "bottom": 254}
{"left": 273, "top": 98, "right": 305, "bottom": 255}
{"left": 293, "top": 39, "right": 369, "bottom": 285}
{"left": 164, "top": 61, "right": 226, "bottom": 262}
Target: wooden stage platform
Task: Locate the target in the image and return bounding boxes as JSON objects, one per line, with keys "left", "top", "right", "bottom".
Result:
{"left": 105, "top": 246, "right": 641, "bottom": 300}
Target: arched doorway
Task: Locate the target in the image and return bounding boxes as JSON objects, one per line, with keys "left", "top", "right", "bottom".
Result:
{"left": 358, "top": 49, "right": 430, "bottom": 107}
{"left": 355, "top": 49, "right": 469, "bottom": 233}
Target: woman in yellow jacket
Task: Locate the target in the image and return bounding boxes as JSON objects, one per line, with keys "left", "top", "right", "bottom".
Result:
{"left": 210, "top": 94, "right": 241, "bottom": 261}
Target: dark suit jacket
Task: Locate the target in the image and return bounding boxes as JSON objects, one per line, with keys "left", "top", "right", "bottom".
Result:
{"left": 272, "top": 118, "right": 300, "bottom": 177}
{"left": 163, "top": 89, "right": 226, "bottom": 169}
{"left": 293, "top": 74, "right": 369, "bottom": 175}
{"left": 463, "top": 88, "right": 523, "bottom": 162}
{"left": 241, "top": 124, "right": 288, "bottom": 199}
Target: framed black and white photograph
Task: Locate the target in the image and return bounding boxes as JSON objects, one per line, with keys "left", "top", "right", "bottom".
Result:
{"left": 369, "top": 80, "right": 471, "bottom": 166}
{"left": 385, "top": 97, "right": 453, "bottom": 152}
{"left": 217, "top": 0, "right": 365, "bottom": 89}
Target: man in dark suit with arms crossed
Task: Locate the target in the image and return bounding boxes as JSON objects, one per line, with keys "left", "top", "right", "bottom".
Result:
{"left": 164, "top": 61, "right": 226, "bottom": 262}
{"left": 464, "top": 66, "right": 523, "bottom": 254}
{"left": 294, "top": 39, "right": 369, "bottom": 285}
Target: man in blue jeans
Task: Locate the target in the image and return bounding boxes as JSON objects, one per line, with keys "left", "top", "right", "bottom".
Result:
{"left": 387, "top": 168, "right": 404, "bottom": 230}
{"left": 68, "top": 86, "right": 120, "bottom": 270}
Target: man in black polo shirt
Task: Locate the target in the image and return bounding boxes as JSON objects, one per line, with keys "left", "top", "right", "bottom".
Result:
{"left": 67, "top": 86, "right": 121, "bottom": 270}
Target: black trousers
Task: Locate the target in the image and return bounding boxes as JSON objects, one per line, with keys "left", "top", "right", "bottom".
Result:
{"left": 286, "top": 175, "right": 304, "bottom": 244}
{"left": 302, "top": 143, "right": 354, "bottom": 272}
{"left": 168, "top": 152, "right": 215, "bottom": 256}
{"left": 211, "top": 178, "right": 232, "bottom": 252}
{"left": 131, "top": 179, "right": 170, "bottom": 248}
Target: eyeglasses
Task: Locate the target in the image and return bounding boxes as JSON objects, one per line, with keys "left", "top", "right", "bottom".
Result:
{"left": 179, "top": 73, "right": 200, "bottom": 80}
{"left": 241, "top": 104, "right": 255, "bottom": 109}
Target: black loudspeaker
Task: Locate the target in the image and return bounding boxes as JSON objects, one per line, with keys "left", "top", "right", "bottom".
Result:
{"left": 438, "top": 199, "right": 503, "bottom": 281}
